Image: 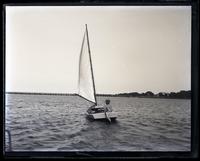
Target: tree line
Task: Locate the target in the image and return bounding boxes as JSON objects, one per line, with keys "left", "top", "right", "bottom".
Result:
{"left": 106, "top": 90, "right": 191, "bottom": 99}
{"left": 6, "top": 90, "right": 191, "bottom": 99}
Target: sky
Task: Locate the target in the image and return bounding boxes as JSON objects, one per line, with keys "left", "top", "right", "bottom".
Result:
{"left": 6, "top": 6, "right": 191, "bottom": 94}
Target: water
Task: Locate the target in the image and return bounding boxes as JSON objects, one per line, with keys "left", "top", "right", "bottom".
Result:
{"left": 5, "top": 94, "right": 191, "bottom": 151}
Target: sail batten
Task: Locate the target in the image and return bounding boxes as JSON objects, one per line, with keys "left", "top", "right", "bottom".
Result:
{"left": 78, "top": 24, "right": 97, "bottom": 104}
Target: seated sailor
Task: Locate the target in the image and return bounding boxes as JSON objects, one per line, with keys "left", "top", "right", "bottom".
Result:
{"left": 103, "top": 99, "right": 112, "bottom": 112}
{"left": 87, "top": 99, "right": 112, "bottom": 114}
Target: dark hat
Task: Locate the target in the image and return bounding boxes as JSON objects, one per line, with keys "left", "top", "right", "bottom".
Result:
{"left": 105, "top": 99, "right": 110, "bottom": 104}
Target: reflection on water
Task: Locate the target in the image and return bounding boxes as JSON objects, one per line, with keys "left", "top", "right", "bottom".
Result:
{"left": 5, "top": 94, "right": 191, "bottom": 151}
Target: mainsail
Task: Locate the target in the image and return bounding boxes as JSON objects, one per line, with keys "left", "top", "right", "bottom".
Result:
{"left": 78, "top": 24, "right": 97, "bottom": 104}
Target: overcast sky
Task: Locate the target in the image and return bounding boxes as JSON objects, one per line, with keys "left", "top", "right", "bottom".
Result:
{"left": 6, "top": 6, "right": 191, "bottom": 94}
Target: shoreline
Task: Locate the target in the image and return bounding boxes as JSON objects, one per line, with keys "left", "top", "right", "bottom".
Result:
{"left": 5, "top": 92, "right": 191, "bottom": 99}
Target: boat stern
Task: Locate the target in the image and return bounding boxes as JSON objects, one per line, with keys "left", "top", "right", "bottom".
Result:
{"left": 86, "top": 111, "right": 118, "bottom": 120}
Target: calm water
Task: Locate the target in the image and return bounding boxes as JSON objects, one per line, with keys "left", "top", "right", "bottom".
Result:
{"left": 5, "top": 94, "right": 191, "bottom": 151}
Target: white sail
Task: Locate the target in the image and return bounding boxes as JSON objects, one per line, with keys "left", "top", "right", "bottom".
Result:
{"left": 78, "top": 25, "right": 96, "bottom": 104}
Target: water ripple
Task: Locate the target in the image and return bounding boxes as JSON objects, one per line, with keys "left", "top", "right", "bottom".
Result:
{"left": 5, "top": 94, "right": 191, "bottom": 151}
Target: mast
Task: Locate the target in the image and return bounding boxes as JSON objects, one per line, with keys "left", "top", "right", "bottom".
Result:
{"left": 85, "top": 24, "right": 97, "bottom": 105}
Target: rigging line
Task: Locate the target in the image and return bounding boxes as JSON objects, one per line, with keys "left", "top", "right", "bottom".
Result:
{"left": 85, "top": 24, "right": 97, "bottom": 105}
{"left": 76, "top": 94, "right": 96, "bottom": 105}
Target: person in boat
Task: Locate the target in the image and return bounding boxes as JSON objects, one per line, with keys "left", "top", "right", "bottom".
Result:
{"left": 87, "top": 99, "right": 112, "bottom": 114}
{"left": 103, "top": 99, "right": 112, "bottom": 112}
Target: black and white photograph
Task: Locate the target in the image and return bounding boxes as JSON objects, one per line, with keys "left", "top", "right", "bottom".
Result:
{"left": 4, "top": 5, "right": 193, "bottom": 156}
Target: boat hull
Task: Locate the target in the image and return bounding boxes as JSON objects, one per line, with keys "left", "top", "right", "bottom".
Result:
{"left": 86, "top": 111, "right": 117, "bottom": 121}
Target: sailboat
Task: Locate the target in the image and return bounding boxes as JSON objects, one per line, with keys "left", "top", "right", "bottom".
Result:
{"left": 77, "top": 24, "right": 117, "bottom": 122}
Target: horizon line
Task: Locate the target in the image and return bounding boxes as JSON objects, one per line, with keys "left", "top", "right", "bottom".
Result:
{"left": 5, "top": 90, "right": 191, "bottom": 95}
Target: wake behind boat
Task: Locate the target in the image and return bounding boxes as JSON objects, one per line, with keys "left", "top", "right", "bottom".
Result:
{"left": 77, "top": 24, "right": 117, "bottom": 122}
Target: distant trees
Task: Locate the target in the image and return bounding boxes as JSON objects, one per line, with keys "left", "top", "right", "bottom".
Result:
{"left": 113, "top": 90, "right": 191, "bottom": 99}
{"left": 169, "top": 90, "right": 191, "bottom": 99}
{"left": 6, "top": 90, "right": 191, "bottom": 99}
{"left": 145, "top": 91, "right": 154, "bottom": 96}
{"left": 155, "top": 90, "right": 190, "bottom": 99}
